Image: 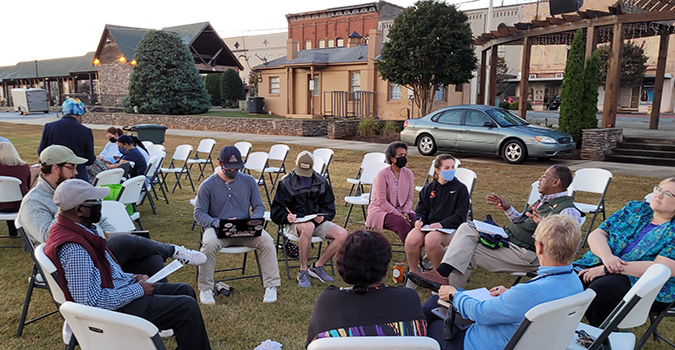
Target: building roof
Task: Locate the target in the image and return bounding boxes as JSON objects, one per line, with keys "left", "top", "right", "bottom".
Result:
{"left": 0, "top": 52, "right": 97, "bottom": 82}
{"left": 257, "top": 45, "right": 369, "bottom": 68}
{"left": 97, "top": 24, "right": 150, "bottom": 61}
{"left": 163, "top": 22, "right": 210, "bottom": 46}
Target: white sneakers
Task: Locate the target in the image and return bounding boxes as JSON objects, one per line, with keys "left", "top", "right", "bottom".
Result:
{"left": 172, "top": 245, "right": 207, "bottom": 265}
{"left": 199, "top": 290, "right": 215, "bottom": 305}
{"left": 263, "top": 286, "right": 277, "bottom": 303}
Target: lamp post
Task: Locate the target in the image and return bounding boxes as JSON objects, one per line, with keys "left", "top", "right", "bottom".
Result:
{"left": 34, "top": 60, "right": 39, "bottom": 88}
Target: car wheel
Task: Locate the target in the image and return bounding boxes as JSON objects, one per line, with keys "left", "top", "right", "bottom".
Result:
{"left": 417, "top": 134, "right": 437, "bottom": 156}
{"left": 502, "top": 140, "right": 527, "bottom": 164}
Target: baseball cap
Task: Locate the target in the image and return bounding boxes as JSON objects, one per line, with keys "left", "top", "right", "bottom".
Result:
{"left": 219, "top": 146, "right": 244, "bottom": 169}
{"left": 61, "top": 98, "right": 86, "bottom": 116}
{"left": 39, "top": 145, "right": 87, "bottom": 165}
{"left": 117, "top": 135, "right": 133, "bottom": 144}
{"left": 294, "top": 151, "right": 314, "bottom": 177}
{"left": 53, "top": 179, "right": 110, "bottom": 211}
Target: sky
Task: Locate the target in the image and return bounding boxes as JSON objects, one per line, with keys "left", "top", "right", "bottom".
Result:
{"left": 0, "top": 0, "right": 525, "bottom": 67}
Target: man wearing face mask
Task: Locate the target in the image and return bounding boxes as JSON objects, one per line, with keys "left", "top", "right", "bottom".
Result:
{"left": 271, "top": 151, "right": 348, "bottom": 288}
{"left": 106, "top": 135, "right": 147, "bottom": 178}
{"left": 194, "top": 146, "right": 281, "bottom": 305}
{"left": 18, "top": 145, "right": 206, "bottom": 278}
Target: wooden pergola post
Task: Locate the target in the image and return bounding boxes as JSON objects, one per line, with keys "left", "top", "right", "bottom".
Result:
{"left": 650, "top": 32, "right": 669, "bottom": 130}
{"left": 519, "top": 36, "right": 533, "bottom": 118}
{"left": 585, "top": 26, "right": 598, "bottom": 59}
{"left": 478, "top": 49, "right": 487, "bottom": 105}
{"left": 601, "top": 23, "right": 623, "bottom": 128}
{"left": 488, "top": 45, "right": 498, "bottom": 106}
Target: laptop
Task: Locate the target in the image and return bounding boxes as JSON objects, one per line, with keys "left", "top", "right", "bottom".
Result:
{"left": 217, "top": 218, "right": 265, "bottom": 238}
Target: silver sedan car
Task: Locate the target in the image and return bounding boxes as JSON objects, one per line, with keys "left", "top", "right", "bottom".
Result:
{"left": 400, "top": 105, "right": 575, "bottom": 164}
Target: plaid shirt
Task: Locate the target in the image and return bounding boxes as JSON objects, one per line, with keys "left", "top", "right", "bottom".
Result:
{"left": 504, "top": 191, "right": 582, "bottom": 224}
{"left": 57, "top": 224, "right": 143, "bottom": 310}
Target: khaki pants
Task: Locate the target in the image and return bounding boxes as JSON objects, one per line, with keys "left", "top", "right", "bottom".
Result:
{"left": 198, "top": 227, "right": 281, "bottom": 292}
{"left": 442, "top": 222, "right": 539, "bottom": 288}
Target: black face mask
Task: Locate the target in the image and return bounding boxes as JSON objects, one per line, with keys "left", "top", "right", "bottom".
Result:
{"left": 395, "top": 156, "right": 407, "bottom": 168}
{"left": 223, "top": 169, "right": 239, "bottom": 179}
{"left": 81, "top": 204, "right": 102, "bottom": 223}
{"left": 109, "top": 137, "right": 117, "bottom": 143}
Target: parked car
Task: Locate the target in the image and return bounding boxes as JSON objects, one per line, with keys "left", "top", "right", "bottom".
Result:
{"left": 547, "top": 94, "right": 561, "bottom": 110}
{"left": 505, "top": 96, "right": 519, "bottom": 104}
{"left": 400, "top": 105, "right": 575, "bottom": 164}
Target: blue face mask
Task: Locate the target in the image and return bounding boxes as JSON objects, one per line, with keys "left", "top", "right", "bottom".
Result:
{"left": 440, "top": 169, "right": 455, "bottom": 182}
{"left": 118, "top": 147, "right": 126, "bottom": 154}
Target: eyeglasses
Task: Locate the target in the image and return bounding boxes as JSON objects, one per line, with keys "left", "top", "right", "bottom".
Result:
{"left": 60, "top": 164, "right": 76, "bottom": 171}
{"left": 653, "top": 186, "right": 675, "bottom": 199}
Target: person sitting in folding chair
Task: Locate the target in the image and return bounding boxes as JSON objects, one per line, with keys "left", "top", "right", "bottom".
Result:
{"left": 106, "top": 135, "right": 147, "bottom": 178}
{"left": 45, "top": 179, "right": 211, "bottom": 350}
{"left": 271, "top": 151, "right": 348, "bottom": 288}
{"left": 575, "top": 177, "right": 675, "bottom": 327}
{"left": 418, "top": 214, "right": 583, "bottom": 350}
{"left": 194, "top": 146, "right": 280, "bottom": 305}
{"left": 17, "top": 145, "right": 205, "bottom": 279}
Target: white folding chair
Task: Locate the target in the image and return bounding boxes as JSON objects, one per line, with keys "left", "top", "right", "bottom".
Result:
{"left": 346, "top": 152, "right": 387, "bottom": 200}
{"left": 277, "top": 224, "right": 334, "bottom": 280}
{"left": 570, "top": 168, "right": 613, "bottom": 247}
{"left": 308, "top": 336, "right": 440, "bottom": 350}
{"left": 245, "top": 152, "right": 271, "bottom": 205}
{"left": 189, "top": 166, "right": 221, "bottom": 231}
{"left": 644, "top": 192, "right": 654, "bottom": 203}
{"left": 93, "top": 168, "right": 125, "bottom": 187}
{"left": 263, "top": 144, "right": 290, "bottom": 191}
{"left": 116, "top": 175, "right": 146, "bottom": 230}
{"left": 343, "top": 162, "right": 390, "bottom": 227}
{"left": 567, "top": 264, "right": 672, "bottom": 350}
{"left": 101, "top": 201, "right": 137, "bottom": 232}
{"left": 313, "top": 148, "right": 334, "bottom": 185}
{"left": 415, "top": 160, "right": 436, "bottom": 192}
{"left": 146, "top": 144, "right": 165, "bottom": 159}
{"left": 636, "top": 301, "right": 675, "bottom": 349}
{"left": 147, "top": 151, "right": 169, "bottom": 205}
{"left": 0, "top": 176, "right": 24, "bottom": 247}
{"left": 60, "top": 301, "right": 166, "bottom": 350}
{"left": 234, "top": 141, "right": 252, "bottom": 162}
{"left": 141, "top": 141, "right": 154, "bottom": 149}
{"left": 137, "top": 156, "right": 160, "bottom": 214}
{"left": 504, "top": 289, "right": 596, "bottom": 350}
{"left": 187, "top": 138, "right": 217, "bottom": 181}
{"left": 455, "top": 168, "right": 477, "bottom": 220}
{"left": 160, "top": 144, "right": 194, "bottom": 193}
{"left": 313, "top": 156, "right": 326, "bottom": 175}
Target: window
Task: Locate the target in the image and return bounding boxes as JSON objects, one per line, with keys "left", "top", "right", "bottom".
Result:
{"left": 312, "top": 77, "right": 319, "bottom": 96}
{"left": 436, "top": 109, "right": 462, "bottom": 125}
{"left": 305, "top": 40, "right": 312, "bottom": 50}
{"left": 434, "top": 86, "right": 446, "bottom": 101}
{"left": 328, "top": 38, "right": 335, "bottom": 47}
{"left": 389, "top": 83, "right": 401, "bottom": 100}
{"left": 319, "top": 39, "right": 326, "bottom": 48}
{"left": 464, "top": 110, "right": 492, "bottom": 127}
{"left": 350, "top": 72, "right": 361, "bottom": 98}
{"left": 455, "top": 84, "right": 463, "bottom": 92}
{"left": 270, "top": 77, "right": 280, "bottom": 94}
{"left": 336, "top": 37, "right": 344, "bottom": 46}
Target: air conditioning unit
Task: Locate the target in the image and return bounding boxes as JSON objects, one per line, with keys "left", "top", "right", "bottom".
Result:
{"left": 555, "top": 73, "right": 564, "bottom": 78}
{"left": 529, "top": 74, "right": 538, "bottom": 79}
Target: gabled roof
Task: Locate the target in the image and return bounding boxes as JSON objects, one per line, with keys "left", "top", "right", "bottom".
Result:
{"left": 94, "top": 24, "right": 150, "bottom": 61}
{"left": 163, "top": 22, "right": 210, "bottom": 46}
{"left": 257, "top": 45, "right": 369, "bottom": 68}
{"left": 0, "top": 52, "right": 97, "bottom": 82}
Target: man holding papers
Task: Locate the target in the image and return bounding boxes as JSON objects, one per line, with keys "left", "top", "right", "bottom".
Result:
{"left": 194, "top": 146, "right": 280, "bottom": 304}
{"left": 271, "top": 151, "right": 348, "bottom": 288}
{"left": 45, "top": 179, "right": 211, "bottom": 350}
{"left": 409, "top": 165, "right": 581, "bottom": 288}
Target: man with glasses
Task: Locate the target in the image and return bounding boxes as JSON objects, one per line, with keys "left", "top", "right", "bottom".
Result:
{"left": 409, "top": 165, "right": 582, "bottom": 289}
{"left": 18, "top": 145, "right": 205, "bottom": 278}
{"left": 45, "top": 179, "right": 211, "bottom": 350}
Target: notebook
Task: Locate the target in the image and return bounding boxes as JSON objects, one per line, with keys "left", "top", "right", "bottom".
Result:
{"left": 217, "top": 218, "right": 265, "bottom": 238}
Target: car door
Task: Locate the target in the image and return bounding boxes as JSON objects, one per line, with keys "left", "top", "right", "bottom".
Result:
{"left": 431, "top": 109, "right": 464, "bottom": 150}
{"left": 458, "top": 109, "right": 499, "bottom": 153}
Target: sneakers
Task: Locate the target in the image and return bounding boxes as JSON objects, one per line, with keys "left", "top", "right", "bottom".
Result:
{"left": 158, "top": 329, "right": 174, "bottom": 338}
{"left": 263, "top": 286, "right": 277, "bottom": 303}
{"left": 172, "top": 245, "right": 206, "bottom": 265}
{"left": 199, "top": 290, "right": 216, "bottom": 305}
{"left": 308, "top": 264, "right": 334, "bottom": 283}
{"left": 297, "top": 270, "right": 311, "bottom": 288}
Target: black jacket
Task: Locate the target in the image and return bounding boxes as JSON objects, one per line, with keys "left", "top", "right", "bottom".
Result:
{"left": 415, "top": 178, "right": 470, "bottom": 229}
{"left": 271, "top": 170, "right": 336, "bottom": 225}
{"left": 37, "top": 116, "right": 96, "bottom": 182}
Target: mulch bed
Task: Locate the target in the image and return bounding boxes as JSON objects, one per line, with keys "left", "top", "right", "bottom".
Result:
{"left": 340, "top": 134, "right": 400, "bottom": 144}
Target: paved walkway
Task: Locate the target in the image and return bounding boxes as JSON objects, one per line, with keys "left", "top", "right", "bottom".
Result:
{"left": 1, "top": 111, "right": 673, "bottom": 178}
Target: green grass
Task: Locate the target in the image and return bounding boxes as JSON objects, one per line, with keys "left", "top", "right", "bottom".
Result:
{"left": 0, "top": 122, "right": 672, "bottom": 349}
{"left": 197, "top": 110, "right": 286, "bottom": 119}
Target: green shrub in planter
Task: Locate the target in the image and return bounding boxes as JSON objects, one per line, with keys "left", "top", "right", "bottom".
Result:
{"left": 498, "top": 101, "right": 510, "bottom": 109}
{"left": 382, "top": 120, "right": 401, "bottom": 136}
{"left": 509, "top": 101, "right": 532, "bottom": 110}
{"left": 357, "top": 117, "right": 381, "bottom": 136}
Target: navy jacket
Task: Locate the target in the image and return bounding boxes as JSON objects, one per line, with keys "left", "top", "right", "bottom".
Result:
{"left": 38, "top": 116, "right": 96, "bottom": 182}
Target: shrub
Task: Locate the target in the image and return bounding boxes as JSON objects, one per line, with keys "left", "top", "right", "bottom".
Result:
{"left": 498, "top": 101, "right": 510, "bottom": 109}
{"left": 382, "top": 120, "right": 401, "bottom": 136}
{"left": 204, "top": 73, "right": 223, "bottom": 106}
{"left": 357, "top": 117, "right": 381, "bottom": 136}
{"left": 559, "top": 29, "right": 585, "bottom": 143}
{"left": 509, "top": 101, "right": 532, "bottom": 110}
{"left": 220, "top": 69, "right": 245, "bottom": 107}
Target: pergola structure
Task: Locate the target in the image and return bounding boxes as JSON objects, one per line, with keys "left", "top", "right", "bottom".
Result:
{"left": 474, "top": 0, "right": 675, "bottom": 130}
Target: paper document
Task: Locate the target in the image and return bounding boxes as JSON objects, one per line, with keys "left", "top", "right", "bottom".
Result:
{"left": 147, "top": 260, "right": 183, "bottom": 283}
{"left": 421, "top": 225, "right": 456, "bottom": 235}
{"left": 294, "top": 214, "right": 317, "bottom": 223}
{"left": 462, "top": 287, "right": 495, "bottom": 301}
{"left": 472, "top": 220, "right": 508, "bottom": 238}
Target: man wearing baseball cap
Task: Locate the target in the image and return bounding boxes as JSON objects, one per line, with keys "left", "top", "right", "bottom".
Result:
{"left": 106, "top": 134, "right": 147, "bottom": 177}
{"left": 194, "top": 145, "right": 280, "bottom": 304}
{"left": 38, "top": 98, "right": 96, "bottom": 182}
{"left": 271, "top": 151, "right": 348, "bottom": 287}
{"left": 45, "top": 179, "right": 211, "bottom": 350}
{"left": 18, "top": 145, "right": 205, "bottom": 278}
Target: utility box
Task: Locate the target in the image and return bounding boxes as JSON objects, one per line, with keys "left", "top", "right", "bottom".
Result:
{"left": 123, "top": 124, "right": 168, "bottom": 144}
{"left": 11, "top": 88, "right": 49, "bottom": 115}
{"left": 248, "top": 97, "right": 265, "bottom": 114}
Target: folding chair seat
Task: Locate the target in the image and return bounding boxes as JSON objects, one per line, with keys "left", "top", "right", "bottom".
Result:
{"left": 244, "top": 152, "right": 271, "bottom": 205}
{"left": 116, "top": 175, "right": 147, "bottom": 230}
{"left": 343, "top": 162, "right": 390, "bottom": 227}
{"left": 187, "top": 139, "right": 216, "bottom": 181}
{"left": 455, "top": 167, "right": 476, "bottom": 220}
{"left": 276, "top": 224, "right": 334, "bottom": 280}
{"left": 160, "top": 144, "right": 194, "bottom": 193}
{"left": 346, "top": 152, "right": 387, "bottom": 200}
{"left": 263, "top": 144, "right": 290, "bottom": 191}
{"left": 93, "top": 168, "right": 124, "bottom": 187}
{"left": 0, "top": 176, "right": 23, "bottom": 248}
{"left": 307, "top": 336, "right": 440, "bottom": 350}
{"left": 313, "top": 148, "right": 334, "bottom": 185}
{"left": 569, "top": 168, "right": 613, "bottom": 247}
{"left": 234, "top": 141, "right": 252, "bottom": 162}
{"left": 196, "top": 226, "right": 264, "bottom": 287}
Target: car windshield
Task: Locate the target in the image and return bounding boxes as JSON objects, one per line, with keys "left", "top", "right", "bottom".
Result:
{"left": 486, "top": 109, "right": 529, "bottom": 127}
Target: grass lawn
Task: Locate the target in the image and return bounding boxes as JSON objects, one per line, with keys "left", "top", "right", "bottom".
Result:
{"left": 0, "top": 122, "right": 672, "bottom": 349}
{"left": 198, "top": 110, "right": 287, "bottom": 119}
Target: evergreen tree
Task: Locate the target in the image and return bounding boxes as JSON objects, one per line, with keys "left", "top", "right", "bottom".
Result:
{"left": 124, "top": 30, "right": 211, "bottom": 115}
{"left": 597, "top": 41, "right": 648, "bottom": 88}
{"left": 204, "top": 73, "right": 223, "bottom": 106}
{"left": 580, "top": 50, "right": 602, "bottom": 136}
{"left": 220, "top": 69, "right": 245, "bottom": 107}
{"left": 559, "top": 29, "right": 585, "bottom": 143}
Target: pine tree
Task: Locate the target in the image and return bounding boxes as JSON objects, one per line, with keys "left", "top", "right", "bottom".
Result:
{"left": 580, "top": 50, "right": 602, "bottom": 134}
{"left": 559, "top": 29, "right": 585, "bottom": 144}
{"left": 204, "top": 73, "right": 223, "bottom": 106}
{"left": 124, "top": 30, "right": 211, "bottom": 115}
{"left": 220, "top": 69, "right": 245, "bottom": 107}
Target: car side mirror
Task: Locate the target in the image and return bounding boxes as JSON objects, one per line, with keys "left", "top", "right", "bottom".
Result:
{"left": 483, "top": 121, "right": 495, "bottom": 128}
